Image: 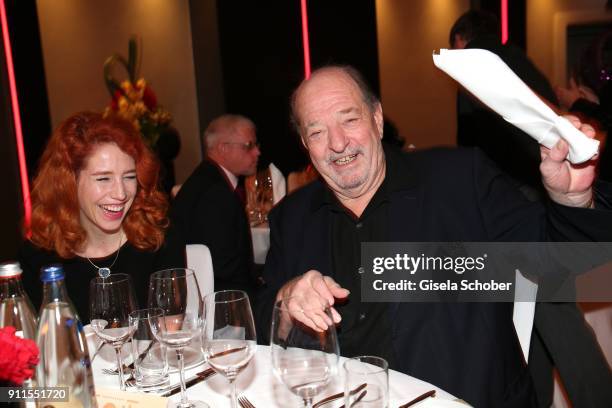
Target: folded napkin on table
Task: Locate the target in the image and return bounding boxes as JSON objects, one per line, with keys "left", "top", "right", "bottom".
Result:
{"left": 433, "top": 48, "right": 599, "bottom": 164}
{"left": 269, "top": 163, "right": 286, "bottom": 204}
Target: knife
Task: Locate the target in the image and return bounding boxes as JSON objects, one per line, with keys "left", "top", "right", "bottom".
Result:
{"left": 398, "top": 390, "right": 436, "bottom": 408}
{"left": 161, "top": 368, "right": 217, "bottom": 397}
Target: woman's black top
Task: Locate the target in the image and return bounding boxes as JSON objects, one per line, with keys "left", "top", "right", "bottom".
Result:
{"left": 18, "top": 230, "right": 185, "bottom": 322}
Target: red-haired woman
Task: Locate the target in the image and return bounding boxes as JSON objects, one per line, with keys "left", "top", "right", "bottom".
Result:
{"left": 19, "top": 112, "right": 185, "bottom": 320}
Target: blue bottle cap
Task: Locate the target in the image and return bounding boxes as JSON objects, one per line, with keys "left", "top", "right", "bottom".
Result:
{"left": 40, "top": 264, "right": 65, "bottom": 282}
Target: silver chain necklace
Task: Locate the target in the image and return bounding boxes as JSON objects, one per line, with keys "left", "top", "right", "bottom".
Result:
{"left": 86, "top": 234, "right": 123, "bottom": 278}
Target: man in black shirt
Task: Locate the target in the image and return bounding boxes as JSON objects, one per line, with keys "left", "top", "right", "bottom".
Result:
{"left": 326, "top": 168, "right": 395, "bottom": 365}
{"left": 257, "top": 65, "right": 611, "bottom": 407}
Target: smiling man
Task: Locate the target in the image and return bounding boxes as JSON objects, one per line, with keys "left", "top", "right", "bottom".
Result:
{"left": 257, "top": 66, "right": 612, "bottom": 407}
{"left": 296, "top": 69, "right": 386, "bottom": 215}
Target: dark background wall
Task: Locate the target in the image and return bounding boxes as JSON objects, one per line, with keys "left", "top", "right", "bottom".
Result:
{"left": 5, "top": 0, "right": 50, "bottom": 178}
{"left": 475, "top": 0, "right": 526, "bottom": 49}
{"left": 0, "top": 24, "right": 23, "bottom": 262}
{"left": 189, "top": 0, "right": 226, "bottom": 158}
{"left": 214, "top": 0, "right": 380, "bottom": 174}
{"left": 216, "top": 1, "right": 306, "bottom": 173}
{"left": 1, "top": 0, "right": 50, "bottom": 261}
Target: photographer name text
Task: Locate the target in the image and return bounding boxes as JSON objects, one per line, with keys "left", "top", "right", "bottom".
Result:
{"left": 372, "top": 279, "right": 512, "bottom": 292}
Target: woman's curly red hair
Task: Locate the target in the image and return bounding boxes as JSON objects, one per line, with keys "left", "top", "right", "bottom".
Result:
{"left": 29, "top": 111, "right": 169, "bottom": 258}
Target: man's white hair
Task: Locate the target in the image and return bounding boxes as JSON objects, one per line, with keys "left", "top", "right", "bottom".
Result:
{"left": 203, "top": 114, "right": 256, "bottom": 153}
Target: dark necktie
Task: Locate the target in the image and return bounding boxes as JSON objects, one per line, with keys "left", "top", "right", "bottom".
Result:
{"left": 235, "top": 176, "right": 246, "bottom": 206}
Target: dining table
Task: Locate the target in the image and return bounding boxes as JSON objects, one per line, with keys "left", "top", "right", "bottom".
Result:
{"left": 90, "top": 338, "right": 468, "bottom": 407}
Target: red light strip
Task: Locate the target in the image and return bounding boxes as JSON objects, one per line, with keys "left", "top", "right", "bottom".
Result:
{"left": 501, "top": 0, "right": 508, "bottom": 44}
{"left": 1, "top": 0, "right": 32, "bottom": 235}
{"left": 300, "top": 0, "right": 311, "bottom": 79}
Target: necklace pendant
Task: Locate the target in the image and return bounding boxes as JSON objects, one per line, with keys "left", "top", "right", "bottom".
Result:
{"left": 98, "top": 267, "right": 111, "bottom": 278}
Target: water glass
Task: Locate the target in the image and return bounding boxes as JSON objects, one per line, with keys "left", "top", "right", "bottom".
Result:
{"left": 271, "top": 296, "right": 339, "bottom": 408}
{"left": 344, "top": 356, "right": 389, "bottom": 408}
{"left": 129, "top": 308, "right": 169, "bottom": 388}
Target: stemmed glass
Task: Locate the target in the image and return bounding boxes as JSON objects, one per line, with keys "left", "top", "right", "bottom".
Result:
{"left": 270, "top": 296, "right": 340, "bottom": 408}
{"left": 203, "top": 290, "right": 257, "bottom": 408}
{"left": 89, "top": 273, "right": 137, "bottom": 390}
{"left": 148, "top": 268, "right": 208, "bottom": 408}
{"left": 246, "top": 176, "right": 263, "bottom": 226}
{"left": 257, "top": 170, "right": 274, "bottom": 222}
{"left": 246, "top": 169, "right": 274, "bottom": 226}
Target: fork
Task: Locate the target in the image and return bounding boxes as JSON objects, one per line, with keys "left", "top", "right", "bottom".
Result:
{"left": 101, "top": 364, "right": 133, "bottom": 376}
{"left": 237, "top": 395, "right": 256, "bottom": 408}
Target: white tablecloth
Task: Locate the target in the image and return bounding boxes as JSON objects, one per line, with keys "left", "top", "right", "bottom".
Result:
{"left": 91, "top": 344, "right": 462, "bottom": 407}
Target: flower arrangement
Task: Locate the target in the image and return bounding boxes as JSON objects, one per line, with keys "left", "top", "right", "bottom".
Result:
{"left": 0, "top": 326, "right": 39, "bottom": 385}
{"left": 103, "top": 37, "right": 172, "bottom": 150}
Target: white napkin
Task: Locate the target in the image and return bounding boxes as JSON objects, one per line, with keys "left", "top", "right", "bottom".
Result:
{"left": 269, "top": 162, "right": 286, "bottom": 204}
{"left": 213, "top": 324, "right": 246, "bottom": 339}
{"left": 433, "top": 48, "right": 599, "bottom": 164}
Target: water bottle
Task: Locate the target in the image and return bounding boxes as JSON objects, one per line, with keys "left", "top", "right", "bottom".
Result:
{"left": 36, "top": 265, "right": 97, "bottom": 407}
{"left": 1, "top": 262, "right": 38, "bottom": 408}
{"left": 0, "top": 261, "right": 37, "bottom": 339}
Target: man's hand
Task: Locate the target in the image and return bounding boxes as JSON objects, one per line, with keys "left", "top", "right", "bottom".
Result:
{"left": 540, "top": 115, "right": 598, "bottom": 208}
{"left": 276, "top": 270, "right": 350, "bottom": 332}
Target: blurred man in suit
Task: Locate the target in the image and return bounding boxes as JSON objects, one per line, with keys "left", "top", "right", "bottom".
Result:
{"left": 172, "top": 114, "right": 260, "bottom": 295}
{"left": 450, "top": 10, "right": 558, "bottom": 197}
{"left": 450, "top": 12, "right": 612, "bottom": 407}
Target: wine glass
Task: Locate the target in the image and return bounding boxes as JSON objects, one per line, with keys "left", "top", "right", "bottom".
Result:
{"left": 148, "top": 268, "right": 208, "bottom": 408}
{"left": 246, "top": 175, "right": 263, "bottom": 226}
{"left": 203, "top": 290, "right": 257, "bottom": 408}
{"left": 270, "top": 296, "right": 340, "bottom": 408}
{"left": 257, "top": 170, "right": 274, "bottom": 222}
{"left": 89, "top": 273, "right": 137, "bottom": 390}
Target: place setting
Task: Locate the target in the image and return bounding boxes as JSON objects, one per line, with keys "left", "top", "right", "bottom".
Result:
{"left": 88, "top": 269, "right": 261, "bottom": 407}
{"left": 88, "top": 289, "right": 469, "bottom": 407}
{"left": 88, "top": 269, "right": 212, "bottom": 401}
{"left": 86, "top": 271, "right": 469, "bottom": 407}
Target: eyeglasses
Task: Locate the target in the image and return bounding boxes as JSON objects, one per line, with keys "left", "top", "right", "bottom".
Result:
{"left": 222, "top": 141, "right": 260, "bottom": 151}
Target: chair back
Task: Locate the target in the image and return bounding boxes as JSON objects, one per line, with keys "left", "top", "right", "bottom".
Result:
{"left": 186, "top": 244, "right": 214, "bottom": 298}
{"left": 512, "top": 269, "right": 538, "bottom": 361}
{"left": 269, "top": 163, "right": 286, "bottom": 204}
